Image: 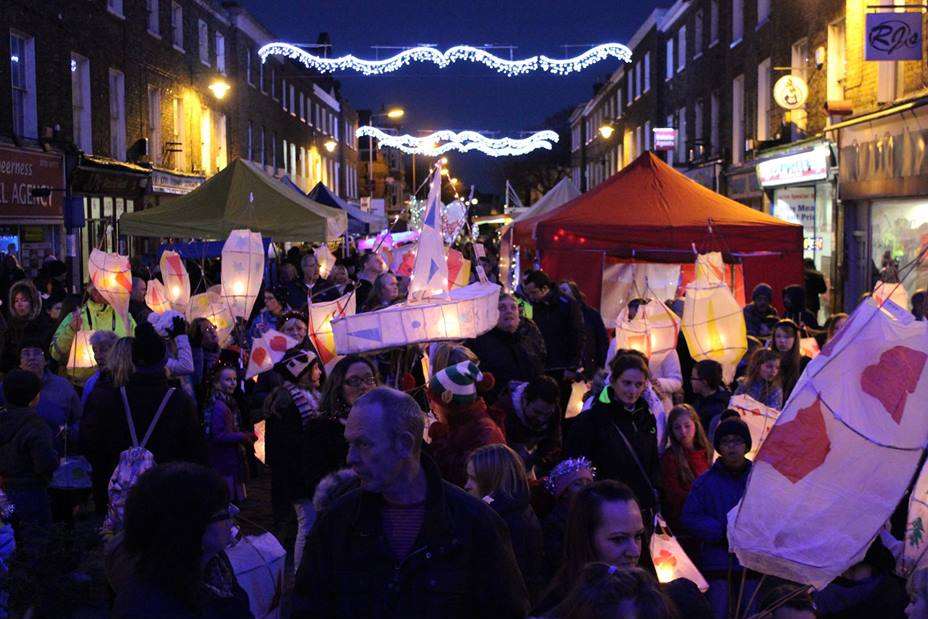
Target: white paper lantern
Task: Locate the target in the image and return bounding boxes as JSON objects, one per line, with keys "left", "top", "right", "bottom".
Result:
{"left": 315, "top": 244, "right": 336, "bottom": 279}
{"left": 145, "top": 279, "right": 172, "bottom": 314}
{"left": 222, "top": 229, "right": 264, "bottom": 320}
{"left": 160, "top": 250, "right": 191, "bottom": 314}
{"left": 681, "top": 255, "right": 747, "bottom": 383}
{"left": 188, "top": 285, "right": 235, "bottom": 346}
{"left": 308, "top": 292, "right": 356, "bottom": 370}
{"left": 87, "top": 249, "right": 132, "bottom": 325}
{"left": 613, "top": 298, "right": 680, "bottom": 365}
{"left": 67, "top": 329, "right": 97, "bottom": 380}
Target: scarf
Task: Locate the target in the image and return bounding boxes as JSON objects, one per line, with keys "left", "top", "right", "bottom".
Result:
{"left": 283, "top": 381, "right": 322, "bottom": 428}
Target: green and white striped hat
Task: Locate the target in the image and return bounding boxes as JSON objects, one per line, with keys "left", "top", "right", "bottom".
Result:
{"left": 431, "top": 361, "right": 484, "bottom": 406}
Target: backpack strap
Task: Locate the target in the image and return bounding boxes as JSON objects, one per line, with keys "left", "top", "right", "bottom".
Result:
{"left": 140, "top": 388, "right": 176, "bottom": 449}
{"left": 119, "top": 387, "right": 139, "bottom": 448}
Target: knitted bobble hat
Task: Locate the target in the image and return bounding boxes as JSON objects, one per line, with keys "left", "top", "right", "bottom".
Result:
{"left": 430, "top": 361, "right": 484, "bottom": 406}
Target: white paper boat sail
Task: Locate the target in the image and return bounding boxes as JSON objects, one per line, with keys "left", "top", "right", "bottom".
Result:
{"left": 333, "top": 165, "right": 500, "bottom": 354}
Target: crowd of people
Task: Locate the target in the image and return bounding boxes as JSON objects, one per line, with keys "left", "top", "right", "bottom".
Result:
{"left": 0, "top": 242, "right": 924, "bottom": 619}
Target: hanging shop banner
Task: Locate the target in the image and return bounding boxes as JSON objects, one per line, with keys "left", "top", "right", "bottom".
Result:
{"left": 865, "top": 12, "right": 923, "bottom": 62}
{"left": 773, "top": 75, "right": 809, "bottom": 111}
{"left": 0, "top": 145, "right": 64, "bottom": 220}
{"left": 756, "top": 146, "right": 831, "bottom": 187}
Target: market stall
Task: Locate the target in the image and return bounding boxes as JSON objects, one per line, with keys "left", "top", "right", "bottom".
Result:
{"left": 530, "top": 152, "right": 803, "bottom": 323}
{"left": 308, "top": 181, "right": 388, "bottom": 236}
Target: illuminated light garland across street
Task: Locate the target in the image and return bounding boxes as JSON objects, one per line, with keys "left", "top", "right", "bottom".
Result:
{"left": 358, "top": 126, "right": 558, "bottom": 157}
{"left": 258, "top": 43, "right": 632, "bottom": 76}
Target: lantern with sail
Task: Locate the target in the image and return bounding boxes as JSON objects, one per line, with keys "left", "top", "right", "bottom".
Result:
{"left": 332, "top": 165, "right": 499, "bottom": 354}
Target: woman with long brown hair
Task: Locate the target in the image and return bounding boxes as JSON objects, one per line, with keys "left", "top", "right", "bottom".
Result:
{"left": 770, "top": 319, "right": 810, "bottom": 401}
{"left": 659, "top": 404, "right": 712, "bottom": 532}
{"left": 734, "top": 348, "right": 784, "bottom": 410}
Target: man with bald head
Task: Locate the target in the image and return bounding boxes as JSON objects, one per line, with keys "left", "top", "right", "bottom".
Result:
{"left": 292, "top": 386, "right": 529, "bottom": 619}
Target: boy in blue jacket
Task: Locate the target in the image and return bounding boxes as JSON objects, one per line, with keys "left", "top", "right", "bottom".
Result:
{"left": 682, "top": 417, "right": 756, "bottom": 619}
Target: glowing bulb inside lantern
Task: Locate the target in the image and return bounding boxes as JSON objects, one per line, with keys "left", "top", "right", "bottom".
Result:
{"left": 232, "top": 281, "right": 246, "bottom": 296}
{"left": 170, "top": 285, "right": 180, "bottom": 299}
{"left": 654, "top": 562, "right": 675, "bottom": 584}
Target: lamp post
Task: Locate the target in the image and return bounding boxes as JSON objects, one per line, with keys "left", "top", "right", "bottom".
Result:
{"left": 367, "top": 107, "right": 405, "bottom": 200}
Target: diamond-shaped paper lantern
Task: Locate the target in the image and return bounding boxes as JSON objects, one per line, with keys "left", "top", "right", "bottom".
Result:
{"left": 145, "top": 279, "right": 172, "bottom": 314}
{"left": 681, "top": 254, "right": 747, "bottom": 383}
{"left": 221, "top": 229, "right": 264, "bottom": 320}
{"left": 614, "top": 298, "right": 680, "bottom": 365}
{"left": 87, "top": 249, "right": 132, "bottom": 325}
{"left": 160, "top": 250, "right": 191, "bottom": 314}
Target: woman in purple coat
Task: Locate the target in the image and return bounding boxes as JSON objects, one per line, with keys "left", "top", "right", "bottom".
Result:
{"left": 204, "top": 365, "right": 255, "bottom": 503}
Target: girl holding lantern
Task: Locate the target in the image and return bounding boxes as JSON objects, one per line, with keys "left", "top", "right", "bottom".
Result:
{"left": 204, "top": 365, "right": 256, "bottom": 503}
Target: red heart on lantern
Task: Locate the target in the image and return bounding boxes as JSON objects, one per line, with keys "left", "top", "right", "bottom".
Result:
{"left": 269, "top": 335, "right": 289, "bottom": 352}
{"left": 757, "top": 396, "right": 830, "bottom": 484}
{"left": 252, "top": 347, "right": 268, "bottom": 367}
{"left": 860, "top": 346, "right": 927, "bottom": 424}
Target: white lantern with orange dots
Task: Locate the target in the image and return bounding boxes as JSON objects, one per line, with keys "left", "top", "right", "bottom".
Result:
{"left": 613, "top": 297, "right": 680, "bottom": 366}
{"left": 87, "top": 249, "right": 132, "bottom": 325}
{"left": 681, "top": 254, "right": 747, "bottom": 383}
{"left": 222, "top": 229, "right": 264, "bottom": 320}
{"left": 160, "top": 250, "right": 191, "bottom": 314}
{"left": 66, "top": 329, "right": 98, "bottom": 381}
{"left": 145, "top": 279, "right": 172, "bottom": 314}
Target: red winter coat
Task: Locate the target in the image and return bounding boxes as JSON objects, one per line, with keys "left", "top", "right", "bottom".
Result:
{"left": 660, "top": 447, "right": 710, "bottom": 530}
{"left": 428, "top": 399, "right": 505, "bottom": 487}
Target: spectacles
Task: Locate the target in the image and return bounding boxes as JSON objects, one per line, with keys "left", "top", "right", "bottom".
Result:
{"left": 209, "top": 503, "right": 240, "bottom": 523}
{"left": 344, "top": 375, "right": 376, "bottom": 388}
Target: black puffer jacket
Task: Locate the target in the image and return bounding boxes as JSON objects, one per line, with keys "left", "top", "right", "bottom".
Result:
{"left": 529, "top": 290, "right": 584, "bottom": 373}
{"left": 565, "top": 388, "right": 661, "bottom": 511}
{"left": 0, "top": 404, "right": 58, "bottom": 490}
{"left": 292, "top": 455, "right": 530, "bottom": 619}
{"left": 486, "top": 490, "right": 544, "bottom": 604}
{"left": 467, "top": 320, "right": 546, "bottom": 403}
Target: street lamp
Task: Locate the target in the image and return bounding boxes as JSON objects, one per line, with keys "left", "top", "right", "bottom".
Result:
{"left": 324, "top": 139, "right": 337, "bottom": 153}
{"left": 208, "top": 79, "right": 231, "bottom": 100}
{"left": 367, "top": 106, "right": 406, "bottom": 199}
{"left": 386, "top": 107, "right": 405, "bottom": 120}
{"left": 598, "top": 124, "right": 615, "bottom": 140}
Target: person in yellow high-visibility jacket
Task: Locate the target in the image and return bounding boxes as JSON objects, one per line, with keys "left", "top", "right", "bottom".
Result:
{"left": 50, "top": 285, "right": 135, "bottom": 386}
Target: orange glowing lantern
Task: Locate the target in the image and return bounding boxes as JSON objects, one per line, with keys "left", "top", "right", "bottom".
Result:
{"left": 160, "top": 250, "right": 191, "bottom": 314}
{"left": 613, "top": 297, "right": 680, "bottom": 365}
{"left": 87, "top": 249, "right": 132, "bottom": 325}
{"left": 66, "top": 329, "right": 98, "bottom": 380}
{"left": 145, "top": 279, "right": 172, "bottom": 314}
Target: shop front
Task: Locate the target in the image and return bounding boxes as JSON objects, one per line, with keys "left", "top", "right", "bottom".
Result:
{"left": 725, "top": 163, "right": 765, "bottom": 211}
{"left": 755, "top": 141, "right": 838, "bottom": 316}
{"left": 833, "top": 100, "right": 928, "bottom": 311}
{"left": 0, "top": 143, "right": 66, "bottom": 278}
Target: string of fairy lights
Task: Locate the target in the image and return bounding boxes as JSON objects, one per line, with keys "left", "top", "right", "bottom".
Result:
{"left": 258, "top": 42, "right": 632, "bottom": 77}
{"left": 357, "top": 127, "right": 559, "bottom": 157}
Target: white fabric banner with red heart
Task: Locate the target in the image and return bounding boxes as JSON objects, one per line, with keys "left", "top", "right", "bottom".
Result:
{"left": 246, "top": 330, "right": 298, "bottom": 379}
{"left": 729, "top": 298, "right": 928, "bottom": 589}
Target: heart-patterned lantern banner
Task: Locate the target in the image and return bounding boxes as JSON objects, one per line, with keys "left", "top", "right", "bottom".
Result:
{"left": 729, "top": 297, "right": 928, "bottom": 589}
{"left": 87, "top": 249, "right": 132, "bottom": 326}
{"left": 246, "top": 329, "right": 298, "bottom": 379}
{"left": 160, "top": 250, "right": 191, "bottom": 314}
{"left": 145, "top": 279, "right": 172, "bottom": 314}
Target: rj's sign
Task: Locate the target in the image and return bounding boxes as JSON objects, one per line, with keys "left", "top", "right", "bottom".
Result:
{"left": 865, "top": 12, "right": 923, "bottom": 62}
{"left": 0, "top": 146, "right": 64, "bottom": 219}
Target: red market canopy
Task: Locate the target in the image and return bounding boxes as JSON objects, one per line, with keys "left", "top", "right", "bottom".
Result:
{"left": 531, "top": 152, "right": 804, "bottom": 310}
{"left": 509, "top": 177, "right": 581, "bottom": 246}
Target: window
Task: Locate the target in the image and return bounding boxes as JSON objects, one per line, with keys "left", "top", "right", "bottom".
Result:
{"left": 107, "top": 0, "right": 124, "bottom": 18}
{"left": 172, "top": 96, "right": 186, "bottom": 170}
{"left": 694, "top": 99, "right": 704, "bottom": 150}
{"left": 677, "top": 26, "right": 686, "bottom": 71}
{"left": 877, "top": 60, "right": 902, "bottom": 103}
{"left": 694, "top": 9, "right": 704, "bottom": 56}
{"left": 198, "top": 20, "right": 209, "bottom": 65}
{"left": 710, "top": 0, "right": 719, "bottom": 45}
{"left": 71, "top": 53, "right": 92, "bottom": 153}
{"left": 148, "top": 86, "right": 162, "bottom": 165}
{"left": 643, "top": 52, "right": 651, "bottom": 92}
{"left": 171, "top": 2, "right": 183, "bottom": 50}
{"left": 10, "top": 32, "right": 37, "bottom": 139}
{"left": 289, "top": 85, "right": 295, "bottom": 116}
{"left": 666, "top": 38, "right": 674, "bottom": 79}
{"left": 710, "top": 91, "right": 719, "bottom": 155}
{"left": 616, "top": 89, "right": 622, "bottom": 116}
{"left": 757, "top": 0, "right": 771, "bottom": 25}
{"left": 215, "top": 33, "right": 225, "bottom": 74}
{"left": 282, "top": 79, "right": 288, "bottom": 111}
{"left": 246, "top": 122, "right": 253, "bottom": 160}
{"left": 246, "top": 48, "right": 253, "bottom": 85}
{"left": 259, "top": 126, "right": 265, "bottom": 165}
{"left": 147, "top": 0, "right": 159, "bottom": 36}
{"left": 300, "top": 146, "right": 306, "bottom": 181}
{"left": 644, "top": 120, "right": 652, "bottom": 151}
{"left": 109, "top": 69, "right": 126, "bottom": 160}
{"left": 214, "top": 112, "right": 226, "bottom": 171}
{"left": 626, "top": 76, "right": 632, "bottom": 105}
{"left": 271, "top": 132, "right": 277, "bottom": 169}
{"left": 791, "top": 39, "right": 809, "bottom": 131}
{"left": 636, "top": 126, "right": 643, "bottom": 159}
{"left": 281, "top": 139, "right": 288, "bottom": 174}
{"left": 677, "top": 107, "right": 687, "bottom": 161}
{"left": 732, "top": 74, "right": 745, "bottom": 164}
{"left": 200, "top": 107, "right": 211, "bottom": 174}
{"left": 299, "top": 92, "right": 305, "bottom": 121}
{"left": 757, "top": 58, "right": 771, "bottom": 141}
{"left": 271, "top": 68, "right": 276, "bottom": 99}
{"left": 827, "top": 19, "right": 846, "bottom": 101}
{"left": 290, "top": 143, "right": 296, "bottom": 179}
{"left": 732, "top": 0, "right": 743, "bottom": 44}
{"left": 258, "top": 59, "right": 264, "bottom": 93}
{"left": 634, "top": 62, "right": 642, "bottom": 98}
{"left": 666, "top": 114, "right": 675, "bottom": 166}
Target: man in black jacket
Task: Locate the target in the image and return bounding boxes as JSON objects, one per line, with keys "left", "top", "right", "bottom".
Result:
{"left": 292, "top": 387, "right": 529, "bottom": 619}
{"left": 521, "top": 271, "right": 585, "bottom": 417}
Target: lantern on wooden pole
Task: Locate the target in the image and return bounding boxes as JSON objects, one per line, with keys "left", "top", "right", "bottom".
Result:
{"left": 160, "top": 250, "right": 191, "bottom": 314}
{"left": 221, "top": 229, "right": 264, "bottom": 320}
{"left": 681, "top": 253, "right": 747, "bottom": 383}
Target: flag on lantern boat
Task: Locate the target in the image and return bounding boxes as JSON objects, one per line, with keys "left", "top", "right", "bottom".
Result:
{"left": 729, "top": 297, "right": 928, "bottom": 589}
{"left": 246, "top": 330, "right": 298, "bottom": 379}
{"left": 308, "top": 292, "right": 356, "bottom": 371}
{"left": 408, "top": 168, "right": 449, "bottom": 302}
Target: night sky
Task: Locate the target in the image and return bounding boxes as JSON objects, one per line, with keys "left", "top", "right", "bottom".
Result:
{"left": 242, "top": 0, "right": 664, "bottom": 194}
